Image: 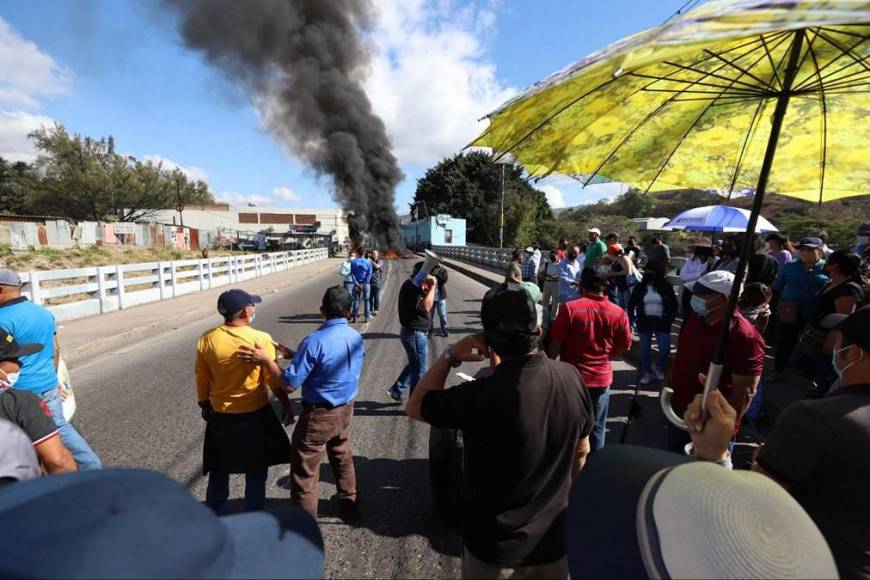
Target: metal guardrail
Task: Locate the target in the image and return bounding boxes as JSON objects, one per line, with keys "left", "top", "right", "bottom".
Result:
{"left": 19, "top": 248, "right": 329, "bottom": 322}
{"left": 432, "top": 245, "right": 515, "bottom": 272}
{"left": 434, "top": 244, "right": 688, "bottom": 293}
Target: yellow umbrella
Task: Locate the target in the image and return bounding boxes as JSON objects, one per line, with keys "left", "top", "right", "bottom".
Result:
{"left": 473, "top": 0, "right": 870, "bottom": 427}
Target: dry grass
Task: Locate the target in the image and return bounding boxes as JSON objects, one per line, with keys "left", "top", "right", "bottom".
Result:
{"left": 0, "top": 245, "right": 242, "bottom": 272}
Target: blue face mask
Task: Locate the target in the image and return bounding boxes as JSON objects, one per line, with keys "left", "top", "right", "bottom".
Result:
{"left": 832, "top": 345, "right": 859, "bottom": 379}
{"left": 690, "top": 295, "right": 709, "bottom": 316}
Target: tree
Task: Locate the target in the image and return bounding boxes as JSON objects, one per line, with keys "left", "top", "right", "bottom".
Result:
{"left": 0, "top": 158, "right": 33, "bottom": 215}
{"left": 414, "top": 151, "right": 551, "bottom": 247}
{"left": 24, "top": 124, "right": 215, "bottom": 221}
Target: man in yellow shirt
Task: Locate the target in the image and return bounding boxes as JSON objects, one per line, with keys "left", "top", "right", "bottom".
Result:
{"left": 195, "top": 289, "right": 292, "bottom": 512}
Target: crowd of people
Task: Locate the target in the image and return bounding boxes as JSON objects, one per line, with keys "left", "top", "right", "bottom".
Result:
{"left": 1, "top": 219, "right": 869, "bottom": 579}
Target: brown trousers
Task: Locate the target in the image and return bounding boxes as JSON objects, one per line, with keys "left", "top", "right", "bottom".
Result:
{"left": 290, "top": 402, "right": 357, "bottom": 516}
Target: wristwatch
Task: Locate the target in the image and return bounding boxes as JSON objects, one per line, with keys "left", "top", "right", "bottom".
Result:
{"left": 441, "top": 344, "right": 462, "bottom": 368}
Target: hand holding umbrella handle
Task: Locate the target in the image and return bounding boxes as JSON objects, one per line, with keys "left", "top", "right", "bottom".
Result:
{"left": 660, "top": 361, "right": 724, "bottom": 432}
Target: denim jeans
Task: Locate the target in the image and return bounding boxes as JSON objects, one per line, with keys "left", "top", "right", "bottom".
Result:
{"left": 369, "top": 282, "right": 381, "bottom": 312}
{"left": 589, "top": 387, "right": 610, "bottom": 452}
{"left": 205, "top": 467, "right": 268, "bottom": 512}
{"left": 343, "top": 281, "right": 356, "bottom": 299}
{"left": 352, "top": 283, "right": 371, "bottom": 318}
{"left": 638, "top": 330, "right": 671, "bottom": 375}
{"left": 430, "top": 299, "right": 448, "bottom": 331}
{"left": 390, "top": 329, "right": 429, "bottom": 398}
{"left": 39, "top": 387, "right": 102, "bottom": 470}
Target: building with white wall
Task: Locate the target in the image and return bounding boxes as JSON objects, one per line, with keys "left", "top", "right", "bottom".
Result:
{"left": 148, "top": 204, "right": 351, "bottom": 244}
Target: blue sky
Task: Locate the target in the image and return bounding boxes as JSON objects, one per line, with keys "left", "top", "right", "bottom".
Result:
{"left": 0, "top": 0, "right": 686, "bottom": 212}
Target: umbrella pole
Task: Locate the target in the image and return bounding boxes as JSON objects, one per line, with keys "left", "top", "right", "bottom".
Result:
{"left": 662, "top": 30, "right": 806, "bottom": 430}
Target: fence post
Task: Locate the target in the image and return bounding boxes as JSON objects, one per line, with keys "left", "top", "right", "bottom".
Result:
{"left": 207, "top": 258, "right": 214, "bottom": 288}
{"left": 170, "top": 261, "right": 178, "bottom": 297}
{"left": 29, "top": 272, "right": 42, "bottom": 306}
{"left": 116, "top": 265, "right": 126, "bottom": 310}
{"left": 228, "top": 257, "right": 235, "bottom": 283}
{"left": 157, "top": 262, "right": 167, "bottom": 300}
{"left": 96, "top": 266, "right": 108, "bottom": 314}
{"left": 198, "top": 260, "right": 205, "bottom": 291}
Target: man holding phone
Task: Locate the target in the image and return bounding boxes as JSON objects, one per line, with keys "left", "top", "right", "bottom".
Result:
{"left": 387, "top": 262, "right": 437, "bottom": 402}
{"left": 407, "top": 284, "right": 594, "bottom": 578}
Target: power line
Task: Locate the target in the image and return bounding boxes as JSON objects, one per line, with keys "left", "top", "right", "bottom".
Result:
{"left": 663, "top": 0, "right": 704, "bottom": 24}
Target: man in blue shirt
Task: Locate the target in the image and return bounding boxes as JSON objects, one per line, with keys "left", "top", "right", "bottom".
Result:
{"left": 239, "top": 286, "right": 364, "bottom": 518}
{"left": 0, "top": 269, "right": 101, "bottom": 470}
{"left": 350, "top": 248, "right": 373, "bottom": 323}
{"left": 557, "top": 245, "right": 583, "bottom": 312}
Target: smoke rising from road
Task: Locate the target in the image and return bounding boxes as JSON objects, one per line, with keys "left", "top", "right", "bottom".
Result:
{"left": 164, "top": 0, "right": 403, "bottom": 248}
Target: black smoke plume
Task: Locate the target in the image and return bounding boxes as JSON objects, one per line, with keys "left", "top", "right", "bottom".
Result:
{"left": 164, "top": 0, "right": 403, "bottom": 249}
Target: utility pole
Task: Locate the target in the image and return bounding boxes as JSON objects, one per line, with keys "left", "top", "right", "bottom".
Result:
{"left": 499, "top": 163, "right": 505, "bottom": 249}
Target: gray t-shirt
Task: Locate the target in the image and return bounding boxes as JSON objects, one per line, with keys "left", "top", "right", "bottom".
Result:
{"left": 505, "top": 262, "right": 522, "bottom": 283}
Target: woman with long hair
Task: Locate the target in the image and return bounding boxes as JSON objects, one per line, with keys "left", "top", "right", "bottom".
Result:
{"left": 714, "top": 235, "right": 742, "bottom": 274}
{"left": 766, "top": 233, "right": 796, "bottom": 265}
{"left": 629, "top": 262, "right": 679, "bottom": 385}
{"left": 798, "top": 250, "right": 864, "bottom": 396}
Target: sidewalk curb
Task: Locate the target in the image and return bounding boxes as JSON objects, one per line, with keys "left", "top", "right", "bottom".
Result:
{"left": 440, "top": 257, "right": 503, "bottom": 290}
{"left": 61, "top": 260, "right": 338, "bottom": 365}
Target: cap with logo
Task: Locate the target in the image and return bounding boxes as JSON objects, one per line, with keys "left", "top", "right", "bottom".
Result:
{"left": 0, "top": 468, "right": 324, "bottom": 578}
{"left": 687, "top": 270, "right": 736, "bottom": 296}
{"left": 821, "top": 306, "right": 870, "bottom": 352}
{"left": 0, "top": 269, "right": 22, "bottom": 287}
{"left": 566, "top": 445, "right": 838, "bottom": 579}
{"left": 588, "top": 228, "right": 602, "bottom": 235}
{"left": 797, "top": 236, "right": 824, "bottom": 249}
{"left": 0, "top": 328, "right": 43, "bottom": 360}
{"left": 217, "top": 289, "right": 262, "bottom": 316}
{"left": 481, "top": 284, "right": 538, "bottom": 336}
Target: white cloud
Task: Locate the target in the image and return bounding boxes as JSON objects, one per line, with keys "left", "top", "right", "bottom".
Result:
{"left": 215, "top": 191, "right": 271, "bottom": 206}
{"left": 272, "top": 185, "right": 302, "bottom": 202}
{"left": 535, "top": 174, "right": 631, "bottom": 209}
{"left": 0, "top": 110, "right": 56, "bottom": 162}
{"left": 0, "top": 16, "right": 72, "bottom": 109}
{"left": 364, "top": 0, "right": 516, "bottom": 166}
{"left": 141, "top": 154, "right": 209, "bottom": 182}
{"left": 538, "top": 184, "right": 566, "bottom": 209}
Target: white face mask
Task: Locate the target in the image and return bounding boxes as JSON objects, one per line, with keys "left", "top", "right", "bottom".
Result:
{"left": 832, "top": 344, "right": 862, "bottom": 379}
{"left": 0, "top": 368, "right": 20, "bottom": 390}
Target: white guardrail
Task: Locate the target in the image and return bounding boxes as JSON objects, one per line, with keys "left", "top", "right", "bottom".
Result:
{"left": 19, "top": 248, "right": 330, "bottom": 322}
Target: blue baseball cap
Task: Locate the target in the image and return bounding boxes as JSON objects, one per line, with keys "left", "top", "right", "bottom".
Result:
{"left": 798, "top": 237, "right": 824, "bottom": 249}
{"left": 0, "top": 469, "right": 324, "bottom": 578}
{"left": 217, "top": 288, "right": 262, "bottom": 316}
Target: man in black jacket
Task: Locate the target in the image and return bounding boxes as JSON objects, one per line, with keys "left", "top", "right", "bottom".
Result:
{"left": 428, "top": 265, "right": 449, "bottom": 338}
{"left": 407, "top": 285, "right": 594, "bottom": 577}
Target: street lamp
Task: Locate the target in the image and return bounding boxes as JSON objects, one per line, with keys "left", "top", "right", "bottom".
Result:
{"left": 493, "top": 151, "right": 516, "bottom": 249}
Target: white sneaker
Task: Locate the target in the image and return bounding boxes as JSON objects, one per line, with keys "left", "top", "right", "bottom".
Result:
{"left": 652, "top": 366, "right": 665, "bottom": 381}
{"left": 639, "top": 373, "right": 654, "bottom": 386}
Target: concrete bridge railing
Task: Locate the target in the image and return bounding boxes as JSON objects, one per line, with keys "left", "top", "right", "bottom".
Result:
{"left": 19, "top": 248, "right": 330, "bottom": 322}
{"left": 431, "top": 245, "right": 515, "bottom": 273}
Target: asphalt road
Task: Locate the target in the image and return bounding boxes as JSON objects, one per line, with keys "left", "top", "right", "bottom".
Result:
{"left": 69, "top": 257, "right": 494, "bottom": 579}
